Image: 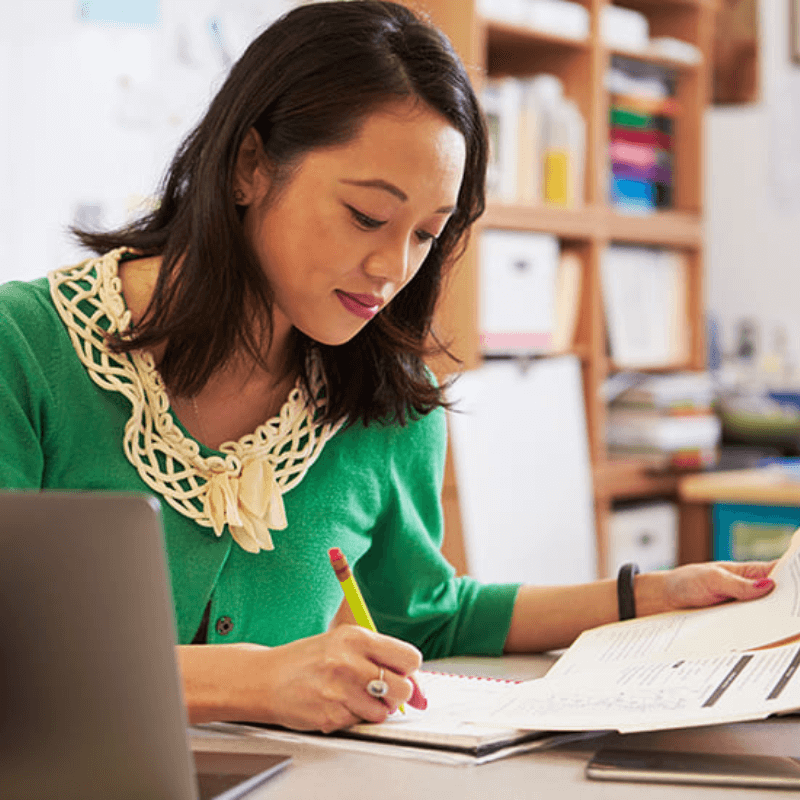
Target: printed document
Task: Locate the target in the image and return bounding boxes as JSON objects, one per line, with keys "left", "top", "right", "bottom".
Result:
{"left": 465, "top": 528, "right": 800, "bottom": 733}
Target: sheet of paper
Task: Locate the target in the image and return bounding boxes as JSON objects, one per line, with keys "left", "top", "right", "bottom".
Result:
{"left": 345, "top": 671, "right": 527, "bottom": 741}
{"left": 466, "top": 642, "right": 800, "bottom": 734}
{"left": 548, "top": 533, "right": 800, "bottom": 678}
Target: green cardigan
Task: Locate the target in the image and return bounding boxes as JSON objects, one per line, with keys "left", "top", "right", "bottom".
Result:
{"left": 0, "top": 263, "right": 519, "bottom": 657}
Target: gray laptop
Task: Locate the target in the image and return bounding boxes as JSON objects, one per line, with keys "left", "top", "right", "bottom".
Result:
{"left": 0, "top": 491, "right": 291, "bottom": 800}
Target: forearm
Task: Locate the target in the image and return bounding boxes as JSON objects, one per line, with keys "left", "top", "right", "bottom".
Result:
{"left": 504, "top": 572, "right": 668, "bottom": 653}
{"left": 177, "top": 643, "right": 273, "bottom": 724}
{"left": 176, "top": 627, "right": 423, "bottom": 732}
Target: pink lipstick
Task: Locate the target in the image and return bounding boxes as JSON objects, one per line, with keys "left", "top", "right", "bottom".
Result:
{"left": 335, "top": 290, "right": 382, "bottom": 320}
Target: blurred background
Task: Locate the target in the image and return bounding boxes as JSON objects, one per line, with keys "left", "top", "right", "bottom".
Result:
{"left": 4, "top": 0, "right": 800, "bottom": 583}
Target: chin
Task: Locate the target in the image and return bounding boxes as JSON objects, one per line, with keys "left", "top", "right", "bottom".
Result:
{"left": 302, "top": 325, "right": 366, "bottom": 347}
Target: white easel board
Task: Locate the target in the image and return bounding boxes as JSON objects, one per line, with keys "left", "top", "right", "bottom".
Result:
{"left": 447, "top": 356, "right": 596, "bottom": 585}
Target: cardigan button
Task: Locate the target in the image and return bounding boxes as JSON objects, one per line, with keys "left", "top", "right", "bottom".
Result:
{"left": 215, "top": 615, "right": 234, "bottom": 636}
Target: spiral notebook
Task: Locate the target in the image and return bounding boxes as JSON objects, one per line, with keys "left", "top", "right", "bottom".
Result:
{"left": 198, "top": 669, "right": 596, "bottom": 763}
{"left": 328, "top": 670, "right": 560, "bottom": 757}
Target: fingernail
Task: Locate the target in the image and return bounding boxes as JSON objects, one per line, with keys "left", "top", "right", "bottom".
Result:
{"left": 754, "top": 578, "right": 774, "bottom": 589}
{"left": 408, "top": 677, "right": 428, "bottom": 710}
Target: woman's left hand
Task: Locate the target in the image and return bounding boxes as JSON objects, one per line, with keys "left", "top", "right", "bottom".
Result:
{"left": 648, "top": 560, "right": 777, "bottom": 615}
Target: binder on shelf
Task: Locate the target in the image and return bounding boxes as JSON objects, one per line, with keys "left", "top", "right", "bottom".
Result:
{"left": 479, "top": 229, "right": 559, "bottom": 355}
{"left": 600, "top": 244, "right": 689, "bottom": 369}
{"left": 516, "top": 81, "right": 542, "bottom": 204}
{"left": 483, "top": 77, "right": 522, "bottom": 202}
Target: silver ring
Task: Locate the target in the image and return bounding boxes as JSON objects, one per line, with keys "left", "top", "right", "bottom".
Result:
{"left": 366, "top": 668, "right": 389, "bottom": 698}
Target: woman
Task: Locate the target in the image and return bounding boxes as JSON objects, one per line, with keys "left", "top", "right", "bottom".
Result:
{"left": 0, "top": 0, "right": 774, "bottom": 733}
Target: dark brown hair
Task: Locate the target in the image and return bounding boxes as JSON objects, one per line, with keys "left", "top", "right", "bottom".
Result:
{"left": 72, "top": 0, "right": 487, "bottom": 426}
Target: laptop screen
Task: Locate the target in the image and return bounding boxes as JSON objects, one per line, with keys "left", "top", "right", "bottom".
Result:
{"left": 0, "top": 492, "right": 290, "bottom": 800}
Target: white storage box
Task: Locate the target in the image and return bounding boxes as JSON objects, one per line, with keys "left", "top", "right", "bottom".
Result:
{"left": 601, "top": 5, "right": 650, "bottom": 52}
{"left": 607, "top": 502, "right": 678, "bottom": 576}
{"left": 479, "top": 229, "right": 559, "bottom": 354}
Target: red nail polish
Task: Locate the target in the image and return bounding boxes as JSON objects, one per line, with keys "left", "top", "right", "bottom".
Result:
{"left": 754, "top": 578, "right": 773, "bottom": 589}
{"left": 408, "top": 678, "right": 428, "bottom": 710}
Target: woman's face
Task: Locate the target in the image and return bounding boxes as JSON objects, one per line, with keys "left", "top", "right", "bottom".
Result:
{"left": 236, "top": 99, "right": 466, "bottom": 347}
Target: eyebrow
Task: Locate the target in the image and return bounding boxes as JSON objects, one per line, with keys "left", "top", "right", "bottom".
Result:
{"left": 340, "top": 178, "right": 456, "bottom": 214}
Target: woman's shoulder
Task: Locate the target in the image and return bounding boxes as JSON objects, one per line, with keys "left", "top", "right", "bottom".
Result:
{"left": 337, "top": 403, "right": 447, "bottom": 457}
{"left": 0, "top": 276, "right": 59, "bottom": 333}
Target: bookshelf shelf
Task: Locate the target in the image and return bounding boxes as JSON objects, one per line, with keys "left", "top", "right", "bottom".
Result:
{"left": 417, "top": 0, "right": 716, "bottom": 578}
{"left": 484, "top": 19, "right": 591, "bottom": 54}
{"left": 619, "top": 0, "right": 716, "bottom": 12}
{"left": 481, "top": 203, "right": 597, "bottom": 240}
{"left": 604, "top": 209, "right": 703, "bottom": 247}
{"left": 605, "top": 47, "right": 704, "bottom": 72}
{"left": 594, "top": 459, "right": 681, "bottom": 500}
{"left": 482, "top": 204, "right": 703, "bottom": 248}
{"left": 608, "top": 360, "right": 696, "bottom": 374}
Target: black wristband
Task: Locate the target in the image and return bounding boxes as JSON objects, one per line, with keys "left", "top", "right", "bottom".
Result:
{"left": 617, "top": 562, "right": 640, "bottom": 621}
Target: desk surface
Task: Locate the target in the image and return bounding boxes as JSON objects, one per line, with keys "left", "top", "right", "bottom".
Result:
{"left": 680, "top": 467, "right": 800, "bottom": 505}
{"left": 191, "top": 654, "right": 800, "bottom": 799}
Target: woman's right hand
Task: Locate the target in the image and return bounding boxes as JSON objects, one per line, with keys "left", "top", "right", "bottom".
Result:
{"left": 178, "top": 625, "right": 422, "bottom": 733}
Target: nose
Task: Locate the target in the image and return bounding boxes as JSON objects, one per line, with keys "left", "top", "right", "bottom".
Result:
{"left": 363, "top": 234, "right": 413, "bottom": 287}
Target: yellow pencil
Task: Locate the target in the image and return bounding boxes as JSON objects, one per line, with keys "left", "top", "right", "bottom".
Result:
{"left": 328, "top": 546, "right": 405, "bottom": 713}
{"left": 329, "top": 546, "right": 377, "bottom": 630}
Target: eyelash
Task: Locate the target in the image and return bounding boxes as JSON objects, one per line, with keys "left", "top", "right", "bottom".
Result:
{"left": 347, "top": 206, "right": 437, "bottom": 246}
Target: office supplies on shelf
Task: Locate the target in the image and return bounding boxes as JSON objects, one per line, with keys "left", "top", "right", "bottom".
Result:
{"left": 0, "top": 491, "right": 292, "bottom": 800}
{"left": 481, "top": 73, "right": 586, "bottom": 207}
{"left": 542, "top": 94, "right": 585, "bottom": 207}
{"left": 447, "top": 356, "right": 596, "bottom": 585}
{"left": 606, "top": 408, "right": 721, "bottom": 468}
{"left": 478, "top": 228, "right": 559, "bottom": 355}
{"left": 612, "top": 371, "right": 715, "bottom": 413}
{"left": 422, "top": 0, "right": 716, "bottom": 612}
{"left": 607, "top": 371, "right": 720, "bottom": 467}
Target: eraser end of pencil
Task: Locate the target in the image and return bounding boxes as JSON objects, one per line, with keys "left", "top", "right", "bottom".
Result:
{"left": 328, "top": 547, "right": 344, "bottom": 562}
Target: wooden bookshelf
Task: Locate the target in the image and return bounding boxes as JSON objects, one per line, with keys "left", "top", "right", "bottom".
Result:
{"left": 412, "top": 0, "right": 717, "bottom": 578}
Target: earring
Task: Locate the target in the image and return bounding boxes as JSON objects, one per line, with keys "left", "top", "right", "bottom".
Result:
{"left": 233, "top": 189, "right": 245, "bottom": 204}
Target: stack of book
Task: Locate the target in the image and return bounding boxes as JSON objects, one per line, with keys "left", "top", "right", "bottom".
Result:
{"left": 607, "top": 57, "right": 676, "bottom": 214}
{"left": 606, "top": 372, "right": 721, "bottom": 469}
